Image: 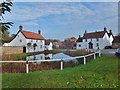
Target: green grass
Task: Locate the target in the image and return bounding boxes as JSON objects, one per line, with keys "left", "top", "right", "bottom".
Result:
{"left": 2, "top": 55, "right": 119, "bottom": 88}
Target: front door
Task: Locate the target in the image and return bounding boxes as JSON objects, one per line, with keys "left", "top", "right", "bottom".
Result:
{"left": 88, "top": 42, "right": 93, "bottom": 49}
{"left": 23, "top": 46, "right": 26, "bottom": 53}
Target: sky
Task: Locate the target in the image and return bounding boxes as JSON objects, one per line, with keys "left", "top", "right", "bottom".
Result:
{"left": 2, "top": 1, "right": 119, "bottom": 41}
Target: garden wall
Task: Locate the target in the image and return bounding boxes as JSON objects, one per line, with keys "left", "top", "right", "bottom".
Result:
{"left": 1, "top": 46, "right": 23, "bottom": 55}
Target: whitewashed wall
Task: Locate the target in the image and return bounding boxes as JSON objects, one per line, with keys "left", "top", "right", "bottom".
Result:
{"left": 103, "top": 33, "right": 111, "bottom": 47}
{"left": 26, "top": 39, "right": 45, "bottom": 52}
{"left": 109, "top": 35, "right": 114, "bottom": 45}
{"left": 4, "top": 31, "right": 45, "bottom": 53}
{"left": 45, "top": 42, "right": 53, "bottom": 50}
{"left": 7, "top": 32, "right": 27, "bottom": 46}
{"left": 76, "top": 32, "right": 112, "bottom": 50}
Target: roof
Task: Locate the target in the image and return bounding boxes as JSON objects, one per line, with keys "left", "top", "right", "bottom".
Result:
{"left": 83, "top": 31, "right": 106, "bottom": 39}
{"left": 112, "top": 36, "right": 120, "bottom": 43}
{"left": 45, "top": 40, "right": 50, "bottom": 45}
{"left": 21, "top": 30, "right": 45, "bottom": 40}
{"left": 76, "top": 37, "right": 83, "bottom": 42}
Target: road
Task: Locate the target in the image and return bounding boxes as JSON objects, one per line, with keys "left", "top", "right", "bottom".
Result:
{"left": 101, "top": 49, "right": 117, "bottom": 56}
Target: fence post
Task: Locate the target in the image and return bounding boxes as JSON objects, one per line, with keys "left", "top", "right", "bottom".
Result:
{"left": 84, "top": 56, "right": 86, "bottom": 64}
{"left": 61, "top": 60, "right": 63, "bottom": 70}
{"left": 26, "top": 60, "right": 29, "bottom": 73}
{"left": 99, "top": 50, "right": 101, "bottom": 57}
{"left": 94, "top": 53, "right": 96, "bottom": 60}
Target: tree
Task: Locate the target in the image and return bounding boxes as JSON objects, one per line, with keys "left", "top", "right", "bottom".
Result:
{"left": 0, "top": 0, "right": 13, "bottom": 44}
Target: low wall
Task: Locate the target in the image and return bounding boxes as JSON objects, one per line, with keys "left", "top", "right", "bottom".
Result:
{"left": 1, "top": 46, "right": 23, "bottom": 55}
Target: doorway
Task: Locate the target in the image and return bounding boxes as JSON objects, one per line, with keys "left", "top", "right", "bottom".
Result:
{"left": 23, "top": 46, "right": 26, "bottom": 53}
{"left": 88, "top": 42, "right": 93, "bottom": 49}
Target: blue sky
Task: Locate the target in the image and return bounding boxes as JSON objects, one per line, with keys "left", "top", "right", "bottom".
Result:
{"left": 3, "top": 2, "right": 118, "bottom": 41}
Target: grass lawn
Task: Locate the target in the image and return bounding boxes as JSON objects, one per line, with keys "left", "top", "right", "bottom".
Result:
{"left": 2, "top": 55, "right": 119, "bottom": 88}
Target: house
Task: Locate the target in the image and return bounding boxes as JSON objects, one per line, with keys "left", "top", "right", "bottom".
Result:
{"left": 53, "top": 41, "right": 62, "bottom": 49}
{"left": 63, "top": 37, "right": 77, "bottom": 49}
{"left": 112, "top": 35, "right": 120, "bottom": 48}
{"left": 3, "top": 26, "right": 45, "bottom": 53}
{"left": 45, "top": 40, "right": 53, "bottom": 50}
{"left": 76, "top": 27, "right": 114, "bottom": 50}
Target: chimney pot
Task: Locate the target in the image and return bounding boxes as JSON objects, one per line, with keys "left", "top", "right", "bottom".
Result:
{"left": 104, "top": 27, "right": 107, "bottom": 31}
{"left": 85, "top": 30, "right": 87, "bottom": 34}
{"left": 109, "top": 29, "right": 112, "bottom": 33}
{"left": 38, "top": 30, "right": 41, "bottom": 34}
{"left": 19, "top": 25, "right": 23, "bottom": 30}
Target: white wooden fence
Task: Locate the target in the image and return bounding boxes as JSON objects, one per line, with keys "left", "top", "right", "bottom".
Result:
{"left": 0, "top": 50, "right": 101, "bottom": 73}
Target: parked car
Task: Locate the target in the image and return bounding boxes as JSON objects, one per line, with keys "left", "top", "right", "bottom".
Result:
{"left": 104, "top": 46, "right": 112, "bottom": 49}
{"left": 115, "top": 48, "right": 120, "bottom": 58}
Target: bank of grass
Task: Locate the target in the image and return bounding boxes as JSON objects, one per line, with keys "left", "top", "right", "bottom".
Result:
{"left": 2, "top": 49, "right": 61, "bottom": 60}
{"left": 63, "top": 49, "right": 92, "bottom": 57}
{"left": 2, "top": 54, "right": 119, "bottom": 88}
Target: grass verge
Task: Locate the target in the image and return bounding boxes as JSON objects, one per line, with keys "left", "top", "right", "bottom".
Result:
{"left": 2, "top": 54, "right": 119, "bottom": 88}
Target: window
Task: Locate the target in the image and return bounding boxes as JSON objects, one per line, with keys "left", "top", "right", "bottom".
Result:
{"left": 79, "top": 44, "right": 81, "bottom": 47}
{"left": 41, "top": 45, "right": 42, "bottom": 48}
{"left": 85, "top": 39, "right": 87, "bottom": 42}
{"left": 31, "top": 39, "right": 33, "bottom": 42}
{"left": 91, "top": 39, "right": 92, "bottom": 41}
{"left": 18, "top": 35, "right": 19, "bottom": 37}
{"left": 20, "top": 39, "right": 22, "bottom": 42}
{"left": 36, "top": 40, "right": 38, "bottom": 42}
{"left": 96, "top": 43, "right": 99, "bottom": 47}
{"left": 96, "top": 38, "right": 99, "bottom": 41}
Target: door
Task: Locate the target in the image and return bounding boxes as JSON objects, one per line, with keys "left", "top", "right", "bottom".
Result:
{"left": 88, "top": 42, "right": 93, "bottom": 49}
{"left": 23, "top": 46, "right": 26, "bottom": 53}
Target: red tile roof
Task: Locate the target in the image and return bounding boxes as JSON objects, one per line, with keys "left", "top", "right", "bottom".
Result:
{"left": 21, "top": 30, "right": 45, "bottom": 40}
{"left": 112, "top": 36, "right": 120, "bottom": 43}
{"left": 83, "top": 31, "right": 106, "bottom": 39}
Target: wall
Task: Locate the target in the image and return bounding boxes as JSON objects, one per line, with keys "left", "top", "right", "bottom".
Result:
{"left": 1, "top": 46, "right": 23, "bottom": 55}
{"left": 8, "top": 31, "right": 27, "bottom": 46}
{"left": 26, "top": 39, "right": 45, "bottom": 53}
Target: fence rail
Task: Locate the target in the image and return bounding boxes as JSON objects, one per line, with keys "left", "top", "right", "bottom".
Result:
{"left": 0, "top": 50, "right": 101, "bottom": 73}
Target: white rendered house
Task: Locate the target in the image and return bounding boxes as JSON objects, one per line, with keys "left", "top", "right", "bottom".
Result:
{"left": 45, "top": 40, "right": 53, "bottom": 50}
{"left": 4, "top": 26, "right": 45, "bottom": 53}
{"left": 76, "top": 27, "right": 114, "bottom": 50}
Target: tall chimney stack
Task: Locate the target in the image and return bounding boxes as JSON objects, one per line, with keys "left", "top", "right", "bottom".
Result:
{"left": 104, "top": 27, "right": 107, "bottom": 31}
{"left": 38, "top": 30, "right": 41, "bottom": 34}
{"left": 79, "top": 35, "right": 81, "bottom": 38}
{"left": 109, "top": 29, "right": 112, "bottom": 34}
{"left": 19, "top": 25, "right": 23, "bottom": 30}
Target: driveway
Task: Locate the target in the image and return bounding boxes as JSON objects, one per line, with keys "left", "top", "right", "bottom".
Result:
{"left": 101, "top": 49, "right": 117, "bottom": 56}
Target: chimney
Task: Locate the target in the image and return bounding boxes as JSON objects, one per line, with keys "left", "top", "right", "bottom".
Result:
{"left": 38, "top": 30, "right": 41, "bottom": 34}
{"left": 79, "top": 35, "right": 81, "bottom": 38}
{"left": 109, "top": 29, "right": 112, "bottom": 34}
{"left": 19, "top": 25, "right": 23, "bottom": 30}
{"left": 104, "top": 27, "right": 107, "bottom": 31}
{"left": 85, "top": 30, "right": 87, "bottom": 34}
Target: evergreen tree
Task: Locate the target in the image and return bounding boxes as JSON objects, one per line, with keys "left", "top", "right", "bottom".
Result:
{"left": 0, "top": 0, "right": 13, "bottom": 44}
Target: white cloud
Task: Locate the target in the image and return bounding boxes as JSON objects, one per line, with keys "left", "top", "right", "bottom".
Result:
{"left": 4, "top": 2, "right": 95, "bottom": 22}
